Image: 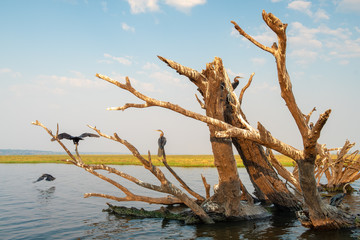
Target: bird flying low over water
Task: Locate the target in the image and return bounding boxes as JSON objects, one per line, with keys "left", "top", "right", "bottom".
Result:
{"left": 33, "top": 174, "right": 56, "bottom": 183}
{"left": 156, "top": 129, "right": 166, "bottom": 158}
{"left": 51, "top": 132, "right": 100, "bottom": 145}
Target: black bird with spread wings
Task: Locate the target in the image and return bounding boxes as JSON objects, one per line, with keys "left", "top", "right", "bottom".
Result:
{"left": 156, "top": 129, "right": 166, "bottom": 158}
{"left": 33, "top": 174, "right": 56, "bottom": 183}
{"left": 51, "top": 132, "right": 99, "bottom": 145}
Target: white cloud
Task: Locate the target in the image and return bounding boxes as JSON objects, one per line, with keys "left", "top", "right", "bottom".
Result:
{"left": 127, "top": 0, "right": 159, "bottom": 14}
{"left": 122, "top": 22, "right": 135, "bottom": 32}
{"left": 150, "top": 70, "right": 188, "bottom": 87}
{"left": 226, "top": 68, "right": 245, "bottom": 79}
{"left": 288, "top": 22, "right": 323, "bottom": 48}
{"left": 164, "top": 0, "right": 206, "bottom": 12}
{"left": 143, "top": 62, "right": 160, "bottom": 70}
{"left": 38, "top": 72, "right": 106, "bottom": 88}
{"left": 288, "top": 21, "right": 360, "bottom": 62}
{"left": 289, "top": 49, "right": 318, "bottom": 64}
{"left": 103, "top": 53, "right": 132, "bottom": 65}
{"left": 231, "top": 25, "right": 277, "bottom": 46}
{"left": 126, "top": 0, "right": 206, "bottom": 14}
{"left": 10, "top": 83, "right": 66, "bottom": 97}
{"left": 109, "top": 72, "right": 159, "bottom": 92}
{"left": 314, "top": 9, "right": 329, "bottom": 21}
{"left": 0, "top": 68, "right": 22, "bottom": 78}
{"left": 251, "top": 29, "right": 277, "bottom": 46}
{"left": 101, "top": 1, "right": 108, "bottom": 12}
{"left": 288, "top": 1, "right": 312, "bottom": 16}
{"left": 250, "top": 82, "right": 278, "bottom": 93}
{"left": 339, "top": 59, "right": 350, "bottom": 65}
{"left": 337, "top": 0, "right": 360, "bottom": 13}
{"left": 271, "top": 0, "right": 282, "bottom": 2}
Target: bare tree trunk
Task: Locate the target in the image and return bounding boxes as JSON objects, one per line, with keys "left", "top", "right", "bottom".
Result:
{"left": 233, "top": 139, "right": 301, "bottom": 210}
{"left": 195, "top": 57, "right": 267, "bottom": 218}
{"left": 297, "top": 159, "right": 354, "bottom": 229}
{"left": 223, "top": 74, "right": 301, "bottom": 209}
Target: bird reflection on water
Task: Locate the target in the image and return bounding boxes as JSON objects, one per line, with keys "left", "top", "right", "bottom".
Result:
{"left": 36, "top": 186, "right": 56, "bottom": 205}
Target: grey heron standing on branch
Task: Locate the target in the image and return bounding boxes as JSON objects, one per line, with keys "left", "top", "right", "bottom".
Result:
{"left": 156, "top": 129, "right": 166, "bottom": 158}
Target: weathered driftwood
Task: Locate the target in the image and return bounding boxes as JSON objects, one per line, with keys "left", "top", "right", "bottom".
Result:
{"left": 104, "top": 203, "right": 201, "bottom": 224}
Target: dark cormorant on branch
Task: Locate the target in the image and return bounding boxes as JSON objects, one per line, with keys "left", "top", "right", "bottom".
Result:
{"left": 330, "top": 183, "right": 350, "bottom": 207}
{"left": 156, "top": 129, "right": 166, "bottom": 158}
{"left": 51, "top": 132, "right": 99, "bottom": 145}
{"left": 232, "top": 76, "right": 242, "bottom": 90}
{"left": 33, "top": 174, "right": 56, "bottom": 183}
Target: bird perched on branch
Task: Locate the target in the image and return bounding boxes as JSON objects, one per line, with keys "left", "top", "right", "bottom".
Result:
{"left": 33, "top": 174, "right": 56, "bottom": 183}
{"left": 232, "top": 76, "right": 242, "bottom": 90}
{"left": 51, "top": 132, "right": 99, "bottom": 145}
{"left": 156, "top": 129, "right": 166, "bottom": 158}
{"left": 330, "top": 183, "right": 350, "bottom": 207}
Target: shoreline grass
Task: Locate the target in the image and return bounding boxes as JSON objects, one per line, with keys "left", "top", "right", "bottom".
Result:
{"left": 0, "top": 154, "right": 296, "bottom": 168}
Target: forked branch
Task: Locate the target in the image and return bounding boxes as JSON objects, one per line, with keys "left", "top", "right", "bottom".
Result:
{"left": 96, "top": 73, "right": 304, "bottom": 161}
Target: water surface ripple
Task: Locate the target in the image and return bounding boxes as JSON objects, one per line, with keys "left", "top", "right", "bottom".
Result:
{"left": 1, "top": 164, "right": 360, "bottom": 239}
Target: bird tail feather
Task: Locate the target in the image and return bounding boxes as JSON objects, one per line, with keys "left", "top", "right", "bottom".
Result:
{"left": 158, "top": 148, "right": 165, "bottom": 158}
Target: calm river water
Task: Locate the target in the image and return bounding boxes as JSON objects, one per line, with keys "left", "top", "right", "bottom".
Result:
{"left": 1, "top": 163, "right": 360, "bottom": 239}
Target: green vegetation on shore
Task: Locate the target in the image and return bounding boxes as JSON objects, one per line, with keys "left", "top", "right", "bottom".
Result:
{"left": 0, "top": 154, "right": 296, "bottom": 167}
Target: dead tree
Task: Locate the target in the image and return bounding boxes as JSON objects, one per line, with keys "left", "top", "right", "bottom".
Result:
{"left": 230, "top": 11, "right": 356, "bottom": 229}
{"left": 315, "top": 140, "right": 360, "bottom": 191}
{"left": 33, "top": 10, "right": 358, "bottom": 229}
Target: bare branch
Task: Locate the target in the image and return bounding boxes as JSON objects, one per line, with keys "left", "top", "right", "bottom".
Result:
{"left": 157, "top": 55, "right": 206, "bottom": 86}
{"left": 305, "top": 109, "right": 331, "bottom": 159}
{"left": 87, "top": 124, "right": 214, "bottom": 223}
{"left": 107, "top": 103, "right": 153, "bottom": 111}
{"left": 84, "top": 193, "right": 183, "bottom": 205}
{"left": 195, "top": 94, "right": 206, "bottom": 109}
{"left": 305, "top": 107, "right": 317, "bottom": 125}
{"left": 239, "top": 73, "right": 255, "bottom": 105}
{"left": 267, "top": 149, "right": 301, "bottom": 192}
{"left": 201, "top": 174, "right": 211, "bottom": 199}
{"left": 161, "top": 156, "right": 205, "bottom": 201}
{"left": 231, "top": 21, "right": 275, "bottom": 54}
{"left": 96, "top": 74, "right": 303, "bottom": 160}
{"left": 32, "top": 120, "right": 77, "bottom": 163}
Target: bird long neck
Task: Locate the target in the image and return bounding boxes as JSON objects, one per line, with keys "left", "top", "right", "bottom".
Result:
{"left": 343, "top": 183, "right": 350, "bottom": 194}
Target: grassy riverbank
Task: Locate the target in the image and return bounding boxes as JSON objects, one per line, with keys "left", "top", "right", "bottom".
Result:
{"left": 0, "top": 154, "right": 296, "bottom": 167}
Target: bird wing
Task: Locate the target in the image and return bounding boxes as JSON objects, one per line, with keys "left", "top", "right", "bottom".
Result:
{"left": 158, "top": 136, "right": 167, "bottom": 148}
{"left": 45, "top": 174, "right": 56, "bottom": 181}
{"left": 33, "top": 174, "right": 46, "bottom": 183}
{"left": 79, "top": 133, "right": 100, "bottom": 138}
{"left": 57, "top": 133, "right": 73, "bottom": 140}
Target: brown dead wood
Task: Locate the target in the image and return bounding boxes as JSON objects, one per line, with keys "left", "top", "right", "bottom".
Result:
{"left": 32, "top": 120, "right": 214, "bottom": 224}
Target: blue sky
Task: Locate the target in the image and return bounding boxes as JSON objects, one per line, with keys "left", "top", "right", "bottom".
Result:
{"left": 1, "top": 0, "right": 359, "bottom": 155}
